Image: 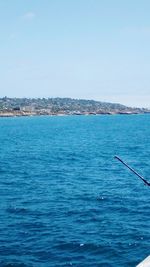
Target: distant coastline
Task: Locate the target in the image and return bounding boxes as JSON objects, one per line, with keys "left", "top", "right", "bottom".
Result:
{"left": 0, "top": 111, "right": 149, "bottom": 118}
{"left": 0, "top": 97, "right": 149, "bottom": 117}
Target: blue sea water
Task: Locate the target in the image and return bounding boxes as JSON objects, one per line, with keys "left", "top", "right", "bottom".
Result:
{"left": 0, "top": 114, "right": 150, "bottom": 267}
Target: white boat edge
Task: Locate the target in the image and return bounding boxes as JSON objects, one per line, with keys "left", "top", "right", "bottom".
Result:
{"left": 136, "top": 255, "right": 150, "bottom": 267}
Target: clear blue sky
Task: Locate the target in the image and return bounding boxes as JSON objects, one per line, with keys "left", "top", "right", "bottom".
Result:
{"left": 0, "top": 0, "right": 150, "bottom": 107}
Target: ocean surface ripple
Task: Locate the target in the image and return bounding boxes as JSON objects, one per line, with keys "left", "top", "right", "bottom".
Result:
{"left": 0, "top": 115, "right": 150, "bottom": 267}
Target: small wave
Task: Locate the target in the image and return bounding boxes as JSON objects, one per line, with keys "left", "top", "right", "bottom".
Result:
{"left": 6, "top": 207, "right": 28, "bottom": 215}
{"left": 0, "top": 262, "right": 29, "bottom": 267}
{"left": 53, "top": 241, "right": 103, "bottom": 254}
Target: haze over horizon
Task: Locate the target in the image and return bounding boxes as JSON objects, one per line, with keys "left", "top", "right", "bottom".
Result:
{"left": 0, "top": 0, "right": 150, "bottom": 108}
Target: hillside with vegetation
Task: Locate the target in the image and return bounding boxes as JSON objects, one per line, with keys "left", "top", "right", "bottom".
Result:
{"left": 0, "top": 97, "right": 149, "bottom": 117}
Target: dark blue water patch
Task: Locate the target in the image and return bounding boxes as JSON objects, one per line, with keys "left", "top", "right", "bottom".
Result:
{"left": 0, "top": 115, "right": 150, "bottom": 266}
{"left": 6, "top": 207, "right": 29, "bottom": 215}
{"left": 0, "top": 262, "right": 29, "bottom": 267}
